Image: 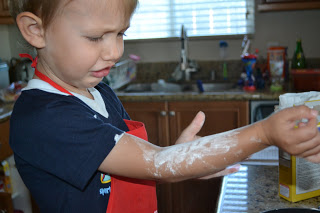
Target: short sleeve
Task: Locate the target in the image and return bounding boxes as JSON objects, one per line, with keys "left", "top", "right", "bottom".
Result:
{"left": 10, "top": 92, "right": 126, "bottom": 190}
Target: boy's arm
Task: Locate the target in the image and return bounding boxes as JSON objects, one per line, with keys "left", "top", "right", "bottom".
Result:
{"left": 99, "top": 105, "right": 320, "bottom": 182}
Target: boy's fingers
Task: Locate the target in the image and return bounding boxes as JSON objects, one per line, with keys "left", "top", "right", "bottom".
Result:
{"left": 290, "top": 119, "right": 320, "bottom": 145}
{"left": 186, "top": 111, "right": 205, "bottom": 136}
{"left": 177, "top": 111, "right": 205, "bottom": 143}
{"left": 306, "top": 153, "right": 320, "bottom": 163}
{"left": 198, "top": 164, "right": 241, "bottom": 179}
{"left": 285, "top": 105, "right": 318, "bottom": 122}
{"left": 299, "top": 143, "right": 320, "bottom": 158}
{"left": 293, "top": 120, "right": 318, "bottom": 143}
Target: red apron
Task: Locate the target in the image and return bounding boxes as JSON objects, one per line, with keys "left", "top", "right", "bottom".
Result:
{"left": 107, "top": 119, "right": 158, "bottom": 213}
{"left": 20, "top": 54, "right": 158, "bottom": 213}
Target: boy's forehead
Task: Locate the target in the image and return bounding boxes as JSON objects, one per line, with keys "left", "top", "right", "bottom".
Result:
{"left": 63, "top": 0, "right": 124, "bottom": 13}
{"left": 58, "top": 0, "right": 129, "bottom": 28}
{"left": 59, "top": 0, "right": 128, "bottom": 21}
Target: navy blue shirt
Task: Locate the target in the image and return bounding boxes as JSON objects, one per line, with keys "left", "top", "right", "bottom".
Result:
{"left": 10, "top": 82, "right": 130, "bottom": 213}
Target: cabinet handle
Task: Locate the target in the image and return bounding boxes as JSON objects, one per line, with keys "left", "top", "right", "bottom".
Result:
{"left": 169, "top": 111, "right": 175, "bottom": 116}
{"left": 160, "top": 111, "right": 167, "bottom": 116}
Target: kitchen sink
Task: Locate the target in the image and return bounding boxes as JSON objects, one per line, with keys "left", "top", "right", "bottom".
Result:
{"left": 118, "top": 82, "right": 238, "bottom": 93}
{"left": 188, "top": 82, "right": 235, "bottom": 92}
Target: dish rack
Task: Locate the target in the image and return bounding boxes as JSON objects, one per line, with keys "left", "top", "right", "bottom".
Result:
{"left": 104, "top": 58, "right": 137, "bottom": 90}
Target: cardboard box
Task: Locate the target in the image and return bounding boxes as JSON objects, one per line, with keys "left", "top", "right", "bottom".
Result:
{"left": 278, "top": 98, "right": 320, "bottom": 202}
{"left": 279, "top": 150, "right": 320, "bottom": 202}
{"left": 0, "top": 160, "right": 12, "bottom": 193}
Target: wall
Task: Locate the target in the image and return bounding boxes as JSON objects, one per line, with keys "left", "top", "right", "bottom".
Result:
{"left": 123, "top": 9, "right": 320, "bottom": 63}
{"left": 7, "top": 25, "right": 26, "bottom": 58}
{"left": 0, "top": 25, "right": 11, "bottom": 61}
{"left": 1, "top": 6, "right": 320, "bottom": 63}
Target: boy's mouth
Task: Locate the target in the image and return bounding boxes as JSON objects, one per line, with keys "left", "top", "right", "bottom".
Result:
{"left": 91, "top": 67, "right": 111, "bottom": 78}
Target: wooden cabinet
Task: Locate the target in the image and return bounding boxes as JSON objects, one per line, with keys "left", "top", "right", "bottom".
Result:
{"left": 0, "top": 119, "right": 14, "bottom": 213}
{"left": 122, "top": 100, "right": 249, "bottom": 213}
{"left": 122, "top": 102, "right": 170, "bottom": 147}
{"left": 168, "top": 101, "right": 248, "bottom": 213}
{"left": 258, "top": 0, "right": 320, "bottom": 12}
{"left": 0, "top": 192, "right": 14, "bottom": 213}
{"left": 0, "top": 118, "right": 13, "bottom": 161}
{"left": 0, "top": 0, "right": 14, "bottom": 24}
{"left": 168, "top": 101, "right": 249, "bottom": 143}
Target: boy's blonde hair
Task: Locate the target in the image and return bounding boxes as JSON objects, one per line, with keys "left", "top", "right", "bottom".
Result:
{"left": 9, "top": 0, "right": 138, "bottom": 29}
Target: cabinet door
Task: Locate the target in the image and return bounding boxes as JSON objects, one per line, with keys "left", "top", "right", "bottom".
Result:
{"left": 121, "top": 101, "right": 172, "bottom": 213}
{"left": 0, "top": 192, "right": 14, "bottom": 213}
{"left": 0, "top": 119, "right": 13, "bottom": 161}
{"left": 0, "top": 0, "right": 10, "bottom": 15}
{"left": 258, "top": 0, "right": 320, "bottom": 11}
{"left": 121, "top": 101, "right": 170, "bottom": 147}
{"left": 168, "top": 101, "right": 249, "bottom": 142}
{"left": 168, "top": 101, "right": 249, "bottom": 213}
{"left": 0, "top": 0, "right": 14, "bottom": 24}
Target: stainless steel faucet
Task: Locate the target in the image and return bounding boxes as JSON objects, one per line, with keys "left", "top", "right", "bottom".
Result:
{"left": 180, "top": 25, "right": 188, "bottom": 72}
{"left": 171, "top": 25, "right": 198, "bottom": 81}
{"left": 179, "top": 25, "right": 197, "bottom": 81}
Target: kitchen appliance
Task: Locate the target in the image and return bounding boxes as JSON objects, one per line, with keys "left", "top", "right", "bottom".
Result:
{"left": 0, "top": 60, "right": 10, "bottom": 89}
{"left": 262, "top": 208, "right": 320, "bottom": 213}
{"left": 250, "top": 100, "right": 279, "bottom": 123}
{"left": 10, "top": 58, "right": 34, "bottom": 83}
{"left": 243, "top": 100, "right": 279, "bottom": 165}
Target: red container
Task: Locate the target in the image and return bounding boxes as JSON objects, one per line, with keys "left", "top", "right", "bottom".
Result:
{"left": 267, "top": 46, "right": 287, "bottom": 80}
{"left": 291, "top": 69, "right": 320, "bottom": 91}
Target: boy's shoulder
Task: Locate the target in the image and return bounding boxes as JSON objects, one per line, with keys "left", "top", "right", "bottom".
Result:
{"left": 95, "top": 82, "right": 115, "bottom": 95}
{"left": 94, "top": 82, "right": 120, "bottom": 101}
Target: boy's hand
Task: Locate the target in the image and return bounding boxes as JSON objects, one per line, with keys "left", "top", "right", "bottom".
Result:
{"left": 197, "top": 164, "right": 241, "bottom": 179}
{"left": 260, "top": 105, "right": 320, "bottom": 162}
{"left": 175, "top": 111, "right": 205, "bottom": 145}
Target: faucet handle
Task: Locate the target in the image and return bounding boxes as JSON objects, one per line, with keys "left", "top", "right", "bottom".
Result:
{"left": 184, "top": 67, "right": 197, "bottom": 81}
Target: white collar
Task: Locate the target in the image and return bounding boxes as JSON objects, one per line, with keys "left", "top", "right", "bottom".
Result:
{"left": 23, "top": 79, "right": 109, "bottom": 118}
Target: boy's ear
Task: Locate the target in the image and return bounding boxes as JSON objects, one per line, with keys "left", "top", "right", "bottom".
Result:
{"left": 16, "top": 12, "right": 46, "bottom": 48}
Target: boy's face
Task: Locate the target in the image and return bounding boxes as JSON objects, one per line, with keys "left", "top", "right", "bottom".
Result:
{"left": 39, "top": 0, "right": 130, "bottom": 89}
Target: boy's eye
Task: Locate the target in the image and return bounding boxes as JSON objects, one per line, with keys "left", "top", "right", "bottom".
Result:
{"left": 118, "top": 32, "right": 127, "bottom": 37}
{"left": 86, "top": 36, "right": 103, "bottom": 42}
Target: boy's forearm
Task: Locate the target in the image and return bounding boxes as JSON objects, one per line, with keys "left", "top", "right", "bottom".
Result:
{"left": 100, "top": 122, "right": 268, "bottom": 182}
{"left": 148, "top": 121, "right": 268, "bottom": 182}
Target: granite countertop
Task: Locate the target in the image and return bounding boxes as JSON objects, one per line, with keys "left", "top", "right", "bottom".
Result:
{"left": 116, "top": 91, "right": 282, "bottom": 102}
{"left": 217, "top": 165, "right": 320, "bottom": 213}
{"left": 0, "top": 90, "right": 281, "bottom": 122}
{"left": 0, "top": 102, "right": 13, "bottom": 122}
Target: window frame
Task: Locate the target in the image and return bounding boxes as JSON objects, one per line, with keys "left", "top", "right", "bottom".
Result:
{"left": 125, "top": 0, "right": 255, "bottom": 42}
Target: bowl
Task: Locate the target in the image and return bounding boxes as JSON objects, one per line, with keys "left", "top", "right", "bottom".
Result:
{"left": 262, "top": 208, "right": 320, "bottom": 213}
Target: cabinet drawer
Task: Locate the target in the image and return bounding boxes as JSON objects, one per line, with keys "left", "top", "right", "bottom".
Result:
{"left": 0, "top": 192, "right": 14, "bottom": 213}
{"left": 0, "top": 119, "right": 13, "bottom": 161}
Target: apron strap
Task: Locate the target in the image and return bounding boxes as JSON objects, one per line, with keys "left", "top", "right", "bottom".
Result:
{"left": 19, "top": 53, "right": 74, "bottom": 96}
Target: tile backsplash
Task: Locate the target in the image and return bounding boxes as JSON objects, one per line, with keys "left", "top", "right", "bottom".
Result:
{"left": 134, "top": 60, "right": 245, "bottom": 83}
{"left": 133, "top": 58, "right": 320, "bottom": 84}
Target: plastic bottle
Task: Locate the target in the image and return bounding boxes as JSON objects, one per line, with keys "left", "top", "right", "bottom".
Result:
{"left": 219, "top": 41, "right": 228, "bottom": 80}
{"left": 291, "top": 39, "right": 306, "bottom": 69}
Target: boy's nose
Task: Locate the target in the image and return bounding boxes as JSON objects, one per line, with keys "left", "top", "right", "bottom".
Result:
{"left": 100, "top": 39, "right": 123, "bottom": 62}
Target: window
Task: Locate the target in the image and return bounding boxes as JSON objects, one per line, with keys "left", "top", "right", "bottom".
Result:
{"left": 125, "top": 0, "right": 255, "bottom": 40}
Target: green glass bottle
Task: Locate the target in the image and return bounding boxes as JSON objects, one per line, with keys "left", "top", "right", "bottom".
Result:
{"left": 291, "top": 39, "right": 306, "bottom": 69}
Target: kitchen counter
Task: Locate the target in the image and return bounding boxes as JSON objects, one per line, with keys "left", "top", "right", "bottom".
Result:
{"left": 116, "top": 91, "right": 282, "bottom": 102}
{"left": 0, "top": 102, "right": 13, "bottom": 122}
{"left": 0, "top": 90, "right": 282, "bottom": 121}
{"left": 217, "top": 164, "right": 320, "bottom": 213}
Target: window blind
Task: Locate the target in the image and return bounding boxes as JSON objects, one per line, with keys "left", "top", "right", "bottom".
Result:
{"left": 125, "top": 0, "right": 255, "bottom": 40}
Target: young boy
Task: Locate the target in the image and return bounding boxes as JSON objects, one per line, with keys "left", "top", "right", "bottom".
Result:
{"left": 8, "top": 0, "right": 320, "bottom": 212}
